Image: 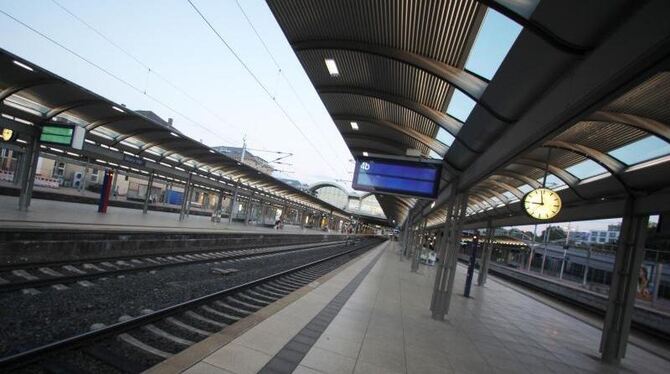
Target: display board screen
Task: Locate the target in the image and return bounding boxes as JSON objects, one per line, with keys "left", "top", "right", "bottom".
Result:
{"left": 352, "top": 156, "right": 441, "bottom": 199}
{"left": 40, "top": 124, "right": 74, "bottom": 146}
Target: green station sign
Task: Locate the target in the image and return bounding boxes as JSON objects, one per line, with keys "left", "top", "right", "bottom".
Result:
{"left": 40, "top": 124, "right": 75, "bottom": 146}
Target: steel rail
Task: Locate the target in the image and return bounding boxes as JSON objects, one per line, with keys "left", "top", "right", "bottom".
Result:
{"left": 0, "top": 238, "right": 380, "bottom": 370}
{"left": 0, "top": 240, "right": 348, "bottom": 293}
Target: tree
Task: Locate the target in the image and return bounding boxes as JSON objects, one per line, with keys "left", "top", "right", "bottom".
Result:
{"left": 539, "top": 225, "right": 566, "bottom": 242}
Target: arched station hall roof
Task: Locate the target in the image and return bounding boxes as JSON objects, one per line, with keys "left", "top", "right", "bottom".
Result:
{"left": 267, "top": 0, "right": 670, "bottom": 227}
{"left": 0, "top": 48, "right": 352, "bottom": 220}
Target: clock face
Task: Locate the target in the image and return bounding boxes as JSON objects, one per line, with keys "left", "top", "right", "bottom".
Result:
{"left": 523, "top": 188, "right": 561, "bottom": 220}
{"left": 1, "top": 128, "right": 14, "bottom": 142}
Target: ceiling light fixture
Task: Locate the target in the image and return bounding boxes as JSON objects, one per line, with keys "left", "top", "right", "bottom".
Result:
{"left": 350, "top": 122, "right": 359, "bottom": 130}
{"left": 13, "top": 60, "right": 33, "bottom": 71}
{"left": 170, "top": 132, "right": 180, "bottom": 137}
{"left": 112, "top": 106, "right": 125, "bottom": 113}
{"left": 325, "top": 59, "right": 339, "bottom": 77}
{"left": 363, "top": 152, "right": 369, "bottom": 157}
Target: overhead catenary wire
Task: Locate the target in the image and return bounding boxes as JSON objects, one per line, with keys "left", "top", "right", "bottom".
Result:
{"left": 0, "top": 8, "right": 239, "bottom": 151}
{"left": 233, "top": 0, "right": 351, "bottom": 173}
{"left": 186, "top": 0, "right": 341, "bottom": 176}
{"left": 47, "top": 0, "right": 243, "bottom": 146}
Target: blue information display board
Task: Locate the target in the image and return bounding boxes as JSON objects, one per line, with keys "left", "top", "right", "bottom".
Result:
{"left": 352, "top": 156, "right": 441, "bottom": 199}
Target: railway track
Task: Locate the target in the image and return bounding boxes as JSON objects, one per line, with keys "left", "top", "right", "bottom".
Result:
{"left": 0, "top": 240, "right": 349, "bottom": 294}
{"left": 0, "top": 238, "right": 381, "bottom": 373}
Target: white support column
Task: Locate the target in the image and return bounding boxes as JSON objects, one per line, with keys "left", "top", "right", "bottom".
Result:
{"left": 142, "top": 172, "right": 154, "bottom": 214}
{"left": 600, "top": 197, "right": 649, "bottom": 363}
{"left": 431, "top": 192, "right": 467, "bottom": 320}
{"left": 178, "top": 173, "right": 192, "bottom": 222}
{"left": 228, "top": 180, "right": 240, "bottom": 224}
{"left": 411, "top": 219, "right": 426, "bottom": 272}
{"left": 477, "top": 219, "right": 494, "bottom": 286}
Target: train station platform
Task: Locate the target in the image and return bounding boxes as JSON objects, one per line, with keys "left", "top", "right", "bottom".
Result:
{"left": 0, "top": 196, "right": 330, "bottom": 234}
{"left": 151, "top": 241, "right": 670, "bottom": 374}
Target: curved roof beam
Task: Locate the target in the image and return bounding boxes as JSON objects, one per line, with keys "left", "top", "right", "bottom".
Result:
{"left": 294, "top": 40, "right": 488, "bottom": 96}
{"left": 85, "top": 115, "right": 136, "bottom": 131}
{"left": 476, "top": 0, "right": 591, "bottom": 55}
{"left": 467, "top": 197, "right": 488, "bottom": 215}
{"left": 295, "top": 41, "right": 514, "bottom": 123}
{"left": 479, "top": 179, "right": 524, "bottom": 200}
{"left": 468, "top": 191, "right": 498, "bottom": 211}
{"left": 493, "top": 170, "right": 542, "bottom": 189}
{"left": 308, "top": 181, "right": 348, "bottom": 193}
{"left": 0, "top": 79, "right": 59, "bottom": 101}
{"left": 543, "top": 140, "right": 625, "bottom": 175}
{"left": 342, "top": 132, "right": 414, "bottom": 152}
{"left": 44, "top": 99, "right": 108, "bottom": 120}
{"left": 472, "top": 186, "right": 510, "bottom": 205}
{"left": 349, "top": 145, "right": 406, "bottom": 156}
{"left": 587, "top": 111, "right": 670, "bottom": 143}
{"left": 333, "top": 114, "right": 448, "bottom": 155}
{"left": 513, "top": 158, "right": 580, "bottom": 187}
{"left": 319, "top": 87, "right": 463, "bottom": 136}
{"left": 111, "top": 129, "right": 169, "bottom": 146}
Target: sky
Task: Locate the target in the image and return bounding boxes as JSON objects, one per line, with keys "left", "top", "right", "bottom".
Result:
{"left": 0, "top": 0, "right": 354, "bottom": 185}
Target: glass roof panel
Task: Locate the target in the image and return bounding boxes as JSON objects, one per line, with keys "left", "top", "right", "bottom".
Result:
{"left": 91, "top": 126, "right": 120, "bottom": 140}
{"left": 565, "top": 159, "right": 608, "bottom": 179}
{"left": 429, "top": 150, "right": 442, "bottom": 159}
{"left": 518, "top": 184, "right": 533, "bottom": 194}
{"left": 609, "top": 136, "right": 670, "bottom": 166}
{"left": 121, "top": 136, "right": 147, "bottom": 148}
{"left": 464, "top": 9, "right": 523, "bottom": 80}
{"left": 502, "top": 191, "right": 517, "bottom": 201}
{"left": 537, "top": 174, "right": 566, "bottom": 189}
{"left": 436, "top": 127, "right": 455, "bottom": 146}
{"left": 445, "top": 90, "right": 476, "bottom": 122}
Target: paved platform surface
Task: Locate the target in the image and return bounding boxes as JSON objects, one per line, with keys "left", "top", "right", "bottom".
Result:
{"left": 0, "top": 195, "right": 331, "bottom": 234}
{"left": 158, "top": 242, "right": 670, "bottom": 374}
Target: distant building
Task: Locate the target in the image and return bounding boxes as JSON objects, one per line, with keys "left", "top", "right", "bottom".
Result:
{"left": 211, "top": 146, "right": 273, "bottom": 175}
{"left": 567, "top": 231, "right": 590, "bottom": 243}
{"left": 588, "top": 224, "right": 621, "bottom": 244}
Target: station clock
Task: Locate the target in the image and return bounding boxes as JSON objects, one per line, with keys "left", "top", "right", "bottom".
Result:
{"left": 1, "top": 127, "right": 15, "bottom": 142}
{"left": 522, "top": 188, "right": 561, "bottom": 220}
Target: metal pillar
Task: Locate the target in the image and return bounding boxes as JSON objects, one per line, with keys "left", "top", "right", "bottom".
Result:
{"left": 477, "top": 219, "right": 494, "bottom": 286}
{"left": 583, "top": 247, "right": 592, "bottom": 286}
{"left": 600, "top": 197, "right": 649, "bottom": 363}
{"left": 79, "top": 158, "right": 89, "bottom": 192}
{"left": 228, "top": 180, "right": 240, "bottom": 224}
{"left": 430, "top": 193, "right": 467, "bottom": 320}
{"left": 540, "top": 226, "right": 550, "bottom": 274}
{"left": 527, "top": 224, "right": 538, "bottom": 271}
{"left": 245, "top": 192, "right": 255, "bottom": 225}
{"left": 464, "top": 232, "right": 479, "bottom": 297}
{"left": 18, "top": 137, "right": 39, "bottom": 211}
{"left": 411, "top": 219, "right": 426, "bottom": 272}
{"left": 142, "top": 172, "right": 154, "bottom": 214}
{"left": 178, "top": 173, "right": 192, "bottom": 222}
{"left": 111, "top": 168, "right": 119, "bottom": 199}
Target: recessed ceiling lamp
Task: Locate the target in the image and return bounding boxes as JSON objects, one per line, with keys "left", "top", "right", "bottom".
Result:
{"left": 13, "top": 60, "right": 33, "bottom": 71}
{"left": 363, "top": 152, "right": 369, "bottom": 157}
{"left": 324, "top": 58, "right": 339, "bottom": 77}
{"left": 350, "top": 122, "right": 359, "bottom": 130}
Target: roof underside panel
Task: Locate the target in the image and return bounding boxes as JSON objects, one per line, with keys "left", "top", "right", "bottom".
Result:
{"left": 267, "top": 0, "right": 485, "bottom": 222}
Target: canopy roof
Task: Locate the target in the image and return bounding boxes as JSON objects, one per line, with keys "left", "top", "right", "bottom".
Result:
{"left": 0, "top": 47, "right": 352, "bottom": 218}
{"left": 268, "top": 0, "right": 670, "bottom": 227}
